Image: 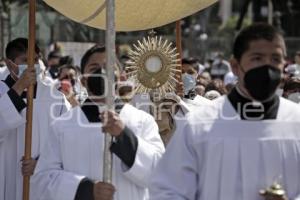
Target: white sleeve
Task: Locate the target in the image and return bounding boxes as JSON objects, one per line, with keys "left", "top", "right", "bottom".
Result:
{"left": 59, "top": 94, "right": 72, "bottom": 115}
{"left": 149, "top": 120, "right": 199, "bottom": 200}
{"left": 50, "top": 90, "right": 71, "bottom": 119}
{"left": 31, "top": 122, "right": 85, "bottom": 200}
{"left": 0, "top": 92, "right": 25, "bottom": 133}
{"left": 122, "top": 114, "right": 165, "bottom": 188}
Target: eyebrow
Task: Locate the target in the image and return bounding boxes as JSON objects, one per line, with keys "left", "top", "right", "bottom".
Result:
{"left": 87, "top": 63, "right": 103, "bottom": 67}
{"left": 272, "top": 53, "right": 284, "bottom": 58}
{"left": 249, "top": 52, "right": 264, "bottom": 56}
{"left": 249, "top": 52, "right": 284, "bottom": 57}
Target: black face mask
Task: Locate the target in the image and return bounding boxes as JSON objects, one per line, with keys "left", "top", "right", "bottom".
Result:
{"left": 49, "top": 65, "right": 59, "bottom": 79}
{"left": 244, "top": 64, "right": 281, "bottom": 102}
{"left": 87, "top": 69, "right": 106, "bottom": 97}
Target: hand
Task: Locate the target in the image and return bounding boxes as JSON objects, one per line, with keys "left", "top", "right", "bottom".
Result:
{"left": 21, "top": 157, "right": 37, "bottom": 176}
{"left": 100, "top": 110, "right": 125, "bottom": 137}
{"left": 60, "top": 80, "right": 73, "bottom": 97}
{"left": 12, "top": 68, "right": 36, "bottom": 96}
{"left": 66, "top": 94, "right": 80, "bottom": 107}
{"left": 5, "top": 59, "right": 19, "bottom": 81}
{"left": 93, "top": 181, "right": 115, "bottom": 200}
{"left": 59, "top": 81, "right": 79, "bottom": 107}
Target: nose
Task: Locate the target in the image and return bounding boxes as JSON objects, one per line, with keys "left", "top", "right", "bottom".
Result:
{"left": 261, "top": 57, "right": 272, "bottom": 66}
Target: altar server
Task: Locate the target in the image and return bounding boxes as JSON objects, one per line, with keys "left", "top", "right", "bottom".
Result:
{"left": 150, "top": 24, "right": 300, "bottom": 200}
{"left": 0, "top": 38, "right": 69, "bottom": 200}
{"left": 32, "top": 45, "right": 164, "bottom": 200}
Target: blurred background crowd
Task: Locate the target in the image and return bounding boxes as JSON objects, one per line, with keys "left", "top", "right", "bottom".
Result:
{"left": 0, "top": 0, "right": 300, "bottom": 105}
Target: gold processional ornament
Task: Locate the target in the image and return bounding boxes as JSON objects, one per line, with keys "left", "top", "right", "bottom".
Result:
{"left": 260, "top": 181, "right": 288, "bottom": 200}
{"left": 126, "top": 33, "right": 181, "bottom": 97}
{"left": 126, "top": 32, "right": 181, "bottom": 146}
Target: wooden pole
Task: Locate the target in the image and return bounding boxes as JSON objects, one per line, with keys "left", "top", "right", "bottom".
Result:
{"left": 23, "top": 0, "right": 36, "bottom": 199}
{"left": 175, "top": 20, "right": 183, "bottom": 97}
{"left": 103, "top": 0, "right": 115, "bottom": 183}
{"left": 0, "top": 5, "right": 3, "bottom": 58}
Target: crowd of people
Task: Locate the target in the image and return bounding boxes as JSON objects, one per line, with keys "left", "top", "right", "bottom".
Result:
{"left": 0, "top": 23, "right": 300, "bottom": 200}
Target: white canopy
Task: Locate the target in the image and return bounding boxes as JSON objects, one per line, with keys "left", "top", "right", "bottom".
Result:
{"left": 43, "top": 0, "right": 217, "bottom": 31}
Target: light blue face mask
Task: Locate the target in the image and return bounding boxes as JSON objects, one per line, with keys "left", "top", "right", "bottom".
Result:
{"left": 182, "top": 73, "right": 196, "bottom": 95}
{"left": 17, "top": 64, "right": 40, "bottom": 78}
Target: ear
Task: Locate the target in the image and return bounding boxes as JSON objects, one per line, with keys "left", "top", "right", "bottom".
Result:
{"left": 229, "top": 57, "right": 240, "bottom": 77}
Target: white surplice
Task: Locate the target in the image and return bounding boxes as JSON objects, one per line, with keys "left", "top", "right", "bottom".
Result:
{"left": 0, "top": 82, "right": 25, "bottom": 200}
{"left": 173, "top": 95, "right": 213, "bottom": 144}
{"left": 150, "top": 96, "right": 300, "bottom": 200}
{"left": 0, "top": 67, "right": 9, "bottom": 81}
{"left": 32, "top": 103, "right": 165, "bottom": 200}
{"left": 0, "top": 75, "right": 70, "bottom": 200}
{"left": 182, "top": 95, "right": 212, "bottom": 110}
{"left": 176, "top": 95, "right": 212, "bottom": 121}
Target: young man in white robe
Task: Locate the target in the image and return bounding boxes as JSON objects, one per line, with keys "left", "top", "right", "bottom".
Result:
{"left": 0, "top": 38, "right": 70, "bottom": 200}
{"left": 150, "top": 24, "right": 300, "bottom": 200}
{"left": 32, "top": 45, "right": 165, "bottom": 200}
{"left": 0, "top": 64, "right": 35, "bottom": 200}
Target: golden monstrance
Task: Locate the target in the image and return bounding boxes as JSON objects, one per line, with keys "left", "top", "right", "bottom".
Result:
{"left": 126, "top": 35, "right": 180, "bottom": 97}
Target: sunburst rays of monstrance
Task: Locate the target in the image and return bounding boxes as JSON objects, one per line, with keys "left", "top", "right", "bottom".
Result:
{"left": 126, "top": 36, "right": 181, "bottom": 96}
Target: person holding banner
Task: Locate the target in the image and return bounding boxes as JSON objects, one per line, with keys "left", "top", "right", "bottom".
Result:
{"left": 32, "top": 45, "right": 165, "bottom": 200}
{"left": 150, "top": 23, "right": 300, "bottom": 200}
{"left": 0, "top": 38, "right": 70, "bottom": 200}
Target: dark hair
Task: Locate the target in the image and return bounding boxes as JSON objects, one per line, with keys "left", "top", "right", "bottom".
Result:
{"left": 205, "top": 79, "right": 228, "bottom": 95}
{"left": 59, "top": 55, "right": 74, "bottom": 66}
{"left": 5, "top": 38, "right": 40, "bottom": 61}
{"left": 182, "top": 57, "right": 199, "bottom": 72}
{"left": 182, "top": 57, "right": 198, "bottom": 65}
{"left": 81, "top": 45, "right": 105, "bottom": 74}
{"left": 58, "top": 64, "right": 78, "bottom": 76}
{"left": 48, "top": 51, "right": 61, "bottom": 60}
{"left": 233, "top": 23, "right": 284, "bottom": 61}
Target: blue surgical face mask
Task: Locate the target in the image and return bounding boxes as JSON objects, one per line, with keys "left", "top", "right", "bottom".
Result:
{"left": 182, "top": 73, "right": 196, "bottom": 95}
{"left": 17, "top": 64, "right": 40, "bottom": 78}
